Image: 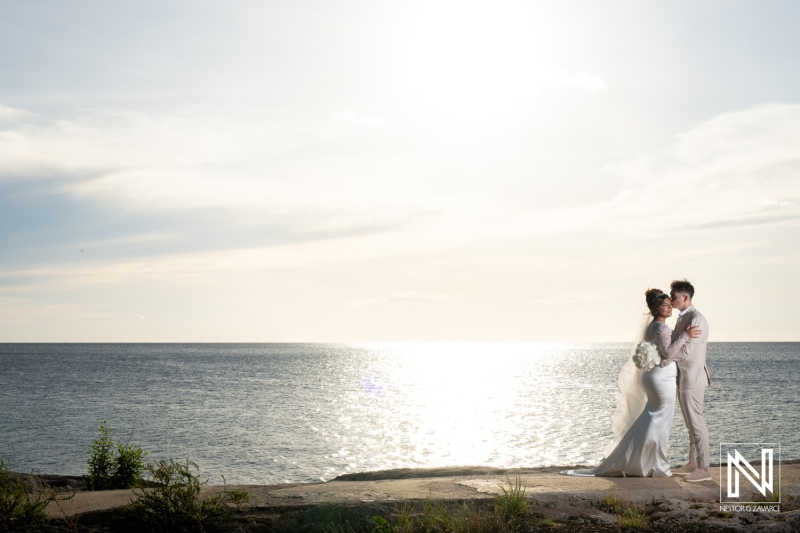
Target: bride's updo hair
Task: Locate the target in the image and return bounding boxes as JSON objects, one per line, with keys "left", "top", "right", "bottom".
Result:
{"left": 645, "top": 288, "right": 668, "bottom": 316}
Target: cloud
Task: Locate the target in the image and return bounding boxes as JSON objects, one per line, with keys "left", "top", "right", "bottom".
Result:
{"left": 0, "top": 105, "right": 31, "bottom": 122}
{"left": 549, "top": 70, "right": 609, "bottom": 92}
{"left": 0, "top": 106, "right": 419, "bottom": 237}
{"left": 544, "top": 103, "right": 800, "bottom": 234}
{"left": 759, "top": 198, "right": 796, "bottom": 207}
{"left": 0, "top": 108, "right": 300, "bottom": 178}
{"left": 4, "top": 100, "right": 799, "bottom": 276}
{"left": 331, "top": 110, "right": 385, "bottom": 125}
{"left": 617, "top": 104, "right": 800, "bottom": 227}
{"left": 456, "top": 103, "right": 800, "bottom": 241}
{"left": 0, "top": 105, "right": 447, "bottom": 280}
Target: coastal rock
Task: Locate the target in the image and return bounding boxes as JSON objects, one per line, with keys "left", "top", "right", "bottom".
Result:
{"left": 30, "top": 463, "right": 800, "bottom": 532}
{"left": 586, "top": 513, "right": 617, "bottom": 525}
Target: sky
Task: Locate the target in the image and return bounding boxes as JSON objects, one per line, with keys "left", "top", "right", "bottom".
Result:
{"left": 1, "top": 0, "right": 799, "bottom": 342}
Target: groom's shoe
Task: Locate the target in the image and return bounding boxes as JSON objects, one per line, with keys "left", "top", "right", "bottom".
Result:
{"left": 672, "top": 464, "right": 696, "bottom": 476}
{"left": 684, "top": 469, "right": 712, "bottom": 483}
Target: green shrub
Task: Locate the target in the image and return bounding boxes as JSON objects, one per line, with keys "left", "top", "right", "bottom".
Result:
{"left": 595, "top": 491, "right": 647, "bottom": 529}
{"left": 597, "top": 491, "right": 625, "bottom": 514}
{"left": 493, "top": 476, "right": 529, "bottom": 530}
{"left": 391, "top": 502, "right": 414, "bottom": 533}
{"left": 128, "top": 459, "right": 248, "bottom": 533}
{"left": 459, "top": 502, "right": 505, "bottom": 533}
{"left": 113, "top": 442, "right": 148, "bottom": 489}
{"left": 372, "top": 515, "right": 394, "bottom": 533}
{"left": 0, "top": 459, "right": 58, "bottom": 530}
{"left": 87, "top": 421, "right": 147, "bottom": 490}
{"left": 617, "top": 506, "right": 647, "bottom": 529}
{"left": 87, "top": 422, "right": 115, "bottom": 490}
{"left": 417, "top": 500, "right": 459, "bottom": 532}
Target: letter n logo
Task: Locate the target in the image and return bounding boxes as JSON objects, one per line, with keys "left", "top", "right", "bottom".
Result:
{"left": 727, "top": 448, "right": 772, "bottom": 497}
{"left": 720, "top": 442, "right": 780, "bottom": 504}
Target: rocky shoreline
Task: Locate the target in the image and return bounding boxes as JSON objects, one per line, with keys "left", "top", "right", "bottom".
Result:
{"left": 14, "top": 472, "right": 88, "bottom": 493}
{"left": 7, "top": 463, "right": 800, "bottom": 532}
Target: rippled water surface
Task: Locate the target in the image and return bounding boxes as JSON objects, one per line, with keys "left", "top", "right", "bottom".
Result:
{"left": 0, "top": 343, "right": 797, "bottom": 484}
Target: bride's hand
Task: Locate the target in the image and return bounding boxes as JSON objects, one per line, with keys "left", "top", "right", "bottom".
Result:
{"left": 687, "top": 325, "right": 701, "bottom": 338}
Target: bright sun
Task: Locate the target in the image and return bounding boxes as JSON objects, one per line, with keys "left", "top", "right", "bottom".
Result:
{"left": 395, "top": 0, "right": 549, "bottom": 134}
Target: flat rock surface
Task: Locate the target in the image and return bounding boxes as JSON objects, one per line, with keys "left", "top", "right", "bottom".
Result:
{"left": 45, "top": 463, "right": 799, "bottom": 532}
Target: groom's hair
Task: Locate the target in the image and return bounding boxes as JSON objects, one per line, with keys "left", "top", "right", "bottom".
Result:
{"left": 670, "top": 279, "right": 695, "bottom": 298}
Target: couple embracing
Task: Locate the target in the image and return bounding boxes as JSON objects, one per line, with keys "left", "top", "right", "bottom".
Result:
{"left": 564, "top": 279, "right": 712, "bottom": 482}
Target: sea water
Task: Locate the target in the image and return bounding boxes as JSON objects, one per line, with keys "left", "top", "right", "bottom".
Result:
{"left": 0, "top": 343, "right": 796, "bottom": 484}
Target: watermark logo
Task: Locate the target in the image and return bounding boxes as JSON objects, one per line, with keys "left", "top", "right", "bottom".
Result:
{"left": 719, "top": 442, "right": 780, "bottom": 510}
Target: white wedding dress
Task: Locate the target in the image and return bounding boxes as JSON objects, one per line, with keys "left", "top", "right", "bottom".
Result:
{"left": 564, "top": 320, "right": 688, "bottom": 477}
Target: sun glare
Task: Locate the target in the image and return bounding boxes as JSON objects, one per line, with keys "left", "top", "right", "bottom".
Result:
{"left": 395, "top": 0, "right": 549, "bottom": 134}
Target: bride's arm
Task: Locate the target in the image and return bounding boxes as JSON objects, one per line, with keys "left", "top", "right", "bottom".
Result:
{"left": 662, "top": 324, "right": 702, "bottom": 365}
{"left": 654, "top": 323, "right": 689, "bottom": 361}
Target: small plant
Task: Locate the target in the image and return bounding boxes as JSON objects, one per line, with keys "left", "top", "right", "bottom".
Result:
{"left": 597, "top": 491, "right": 625, "bottom": 514}
{"left": 392, "top": 502, "right": 414, "bottom": 533}
{"left": 0, "top": 459, "right": 59, "bottom": 529}
{"left": 417, "top": 500, "right": 458, "bottom": 532}
{"left": 493, "top": 475, "right": 529, "bottom": 530}
{"left": 617, "top": 506, "right": 647, "bottom": 529}
{"left": 372, "top": 514, "right": 394, "bottom": 533}
{"left": 595, "top": 491, "right": 647, "bottom": 529}
{"left": 529, "top": 513, "right": 560, "bottom": 528}
{"left": 460, "top": 502, "right": 505, "bottom": 533}
{"left": 753, "top": 481, "right": 781, "bottom": 503}
{"left": 87, "top": 420, "right": 147, "bottom": 490}
{"left": 128, "top": 459, "right": 248, "bottom": 532}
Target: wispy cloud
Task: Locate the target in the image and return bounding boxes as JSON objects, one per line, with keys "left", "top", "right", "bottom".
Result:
{"left": 615, "top": 104, "right": 800, "bottom": 228}
{"left": 7, "top": 101, "right": 793, "bottom": 246}
{"left": 494, "top": 103, "right": 800, "bottom": 236}
{"left": 0, "top": 105, "right": 31, "bottom": 122}
{"left": 3, "top": 102, "right": 799, "bottom": 294}
{"left": 0, "top": 106, "right": 418, "bottom": 241}
{"left": 759, "top": 198, "right": 796, "bottom": 207}
{"left": 0, "top": 108, "right": 300, "bottom": 178}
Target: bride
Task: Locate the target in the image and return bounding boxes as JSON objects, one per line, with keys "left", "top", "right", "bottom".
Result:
{"left": 563, "top": 288, "right": 700, "bottom": 477}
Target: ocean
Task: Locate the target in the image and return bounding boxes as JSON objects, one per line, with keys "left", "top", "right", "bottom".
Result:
{"left": 0, "top": 342, "right": 796, "bottom": 485}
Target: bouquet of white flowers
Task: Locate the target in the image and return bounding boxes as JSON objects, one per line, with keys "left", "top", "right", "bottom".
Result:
{"left": 633, "top": 341, "right": 661, "bottom": 371}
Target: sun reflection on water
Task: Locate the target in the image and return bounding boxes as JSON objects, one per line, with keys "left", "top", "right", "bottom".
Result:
{"left": 321, "top": 342, "right": 620, "bottom": 478}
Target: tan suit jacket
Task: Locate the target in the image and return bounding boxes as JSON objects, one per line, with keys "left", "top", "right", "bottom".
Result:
{"left": 669, "top": 307, "right": 711, "bottom": 390}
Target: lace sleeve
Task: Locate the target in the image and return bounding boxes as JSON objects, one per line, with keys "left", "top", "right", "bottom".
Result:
{"left": 654, "top": 322, "right": 688, "bottom": 359}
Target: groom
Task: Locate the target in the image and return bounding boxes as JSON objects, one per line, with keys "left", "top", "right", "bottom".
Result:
{"left": 666, "top": 279, "right": 712, "bottom": 482}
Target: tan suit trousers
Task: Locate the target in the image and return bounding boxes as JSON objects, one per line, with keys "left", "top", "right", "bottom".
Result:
{"left": 678, "top": 387, "right": 710, "bottom": 468}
